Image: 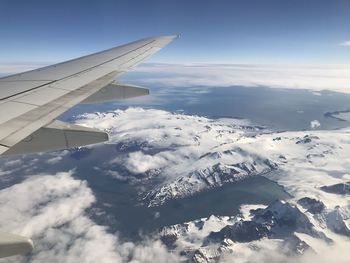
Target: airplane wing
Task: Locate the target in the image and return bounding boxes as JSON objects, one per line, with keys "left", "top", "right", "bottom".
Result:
{"left": 0, "top": 35, "right": 177, "bottom": 156}
{"left": 0, "top": 35, "right": 177, "bottom": 258}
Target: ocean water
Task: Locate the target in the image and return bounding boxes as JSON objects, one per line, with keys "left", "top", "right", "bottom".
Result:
{"left": 91, "top": 176, "right": 289, "bottom": 240}
{"left": 60, "top": 81, "right": 350, "bottom": 132}
{"left": 67, "top": 146, "right": 290, "bottom": 239}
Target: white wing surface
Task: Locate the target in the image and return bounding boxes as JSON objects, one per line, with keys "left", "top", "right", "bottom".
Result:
{"left": 0, "top": 35, "right": 177, "bottom": 155}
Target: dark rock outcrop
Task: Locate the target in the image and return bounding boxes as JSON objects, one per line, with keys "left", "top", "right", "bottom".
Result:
{"left": 207, "top": 220, "right": 269, "bottom": 243}
{"left": 297, "top": 197, "right": 325, "bottom": 214}
{"left": 321, "top": 181, "right": 350, "bottom": 195}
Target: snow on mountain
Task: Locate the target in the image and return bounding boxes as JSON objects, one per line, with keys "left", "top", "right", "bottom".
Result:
{"left": 144, "top": 160, "right": 276, "bottom": 207}
{"left": 75, "top": 108, "right": 274, "bottom": 206}
{"left": 75, "top": 108, "right": 350, "bottom": 262}
{"left": 159, "top": 201, "right": 332, "bottom": 262}
{"left": 159, "top": 200, "right": 350, "bottom": 262}
{"left": 75, "top": 108, "right": 350, "bottom": 207}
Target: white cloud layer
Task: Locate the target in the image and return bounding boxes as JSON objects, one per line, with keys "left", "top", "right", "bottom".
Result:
{"left": 132, "top": 63, "right": 350, "bottom": 94}
{"left": 124, "top": 152, "right": 169, "bottom": 174}
{"left": 2, "top": 63, "right": 350, "bottom": 94}
{"left": 0, "top": 171, "right": 177, "bottom": 263}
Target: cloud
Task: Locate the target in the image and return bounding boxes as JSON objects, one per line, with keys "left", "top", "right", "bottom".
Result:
{"left": 0, "top": 170, "right": 177, "bottom": 263}
{"left": 130, "top": 63, "right": 350, "bottom": 94}
{"left": 46, "top": 156, "right": 63, "bottom": 164}
{"left": 0, "top": 156, "right": 35, "bottom": 177}
{"left": 2, "top": 62, "right": 350, "bottom": 94}
{"left": 4, "top": 159, "right": 22, "bottom": 167}
{"left": 124, "top": 151, "right": 169, "bottom": 174}
{"left": 45, "top": 150, "right": 69, "bottom": 164}
{"left": 340, "top": 41, "right": 350, "bottom": 46}
{"left": 310, "top": 120, "right": 321, "bottom": 129}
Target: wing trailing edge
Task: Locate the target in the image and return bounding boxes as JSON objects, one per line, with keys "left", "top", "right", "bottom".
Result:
{"left": 82, "top": 82, "right": 149, "bottom": 104}
{"left": 3, "top": 120, "right": 108, "bottom": 155}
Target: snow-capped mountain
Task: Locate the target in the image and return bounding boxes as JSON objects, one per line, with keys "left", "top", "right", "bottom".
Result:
{"left": 159, "top": 199, "right": 350, "bottom": 262}
{"left": 74, "top": 108, "right": 350, "bottom": 262}
{"left": 144, "top": 160, "right": 277, "bottom": 207}
{"left": 75, "top": 108, "right": 278, "bottom": 207}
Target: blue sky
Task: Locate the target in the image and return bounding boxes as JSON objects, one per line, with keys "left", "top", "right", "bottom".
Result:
{"left": 0, "top": 0, "right": 350, "bottom": 64}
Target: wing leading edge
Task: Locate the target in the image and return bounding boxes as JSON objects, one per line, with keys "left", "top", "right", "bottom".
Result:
{"left": 0, "top": 35, "right": 178, "bottom": 156}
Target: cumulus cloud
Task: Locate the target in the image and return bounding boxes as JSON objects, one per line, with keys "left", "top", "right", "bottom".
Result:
{"left": 131, "top": 63, "right": 350, "bottom": 94}
{"left": 310, "top": 120, "right": 321, "bottom": 129}
{"left": 0, "top": 156, "right": 36, "bottom": 177}
{"left": 123, "top": 151, "right": 169, "bottom": 174}
{"left": 45, "top": 150, "right": 69, "bottom": 164}
{"left": 0, "top": 170, "right": 177, "bottom": 263}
